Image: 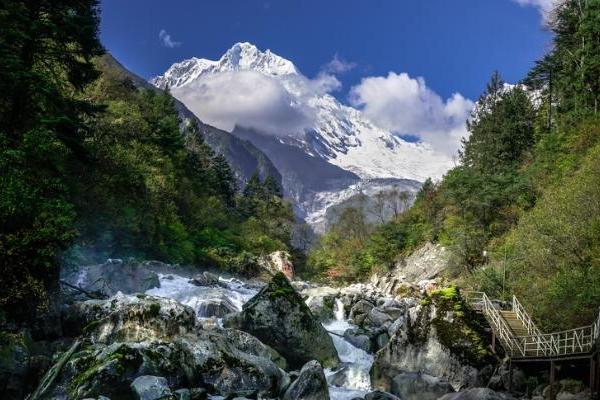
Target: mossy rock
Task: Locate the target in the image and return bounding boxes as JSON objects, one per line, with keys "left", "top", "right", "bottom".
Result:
{"left": 235, "top": 273, "right": 339, "bottom": 369}
{"left": 422, "top": 286, "right": 494, "bottom": 367}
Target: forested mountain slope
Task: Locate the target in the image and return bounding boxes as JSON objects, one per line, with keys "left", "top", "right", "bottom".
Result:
{"left": 0, "top": 1, "right": 293, "bottom": 323}
{"left": 307, "top": 0, "right": 600, "bottom": 331}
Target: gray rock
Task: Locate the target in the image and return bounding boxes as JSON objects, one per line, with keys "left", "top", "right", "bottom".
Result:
{"left": 189, "top": 271, "right": 219, "bottom": 286}
{"left": 173, "top": 388, "right": 190, "bottom": 400}
{"left": 371, "top": 302, "right": 483, "bottom": 391}
{"left": 188, "top": 388, "right": 207, "bottom": 400}
{"left": 349, "top": 300, "right": 375, "bottom": 320}
{"left": 375, "top": 332, "right": 390, "bottom": 350}
{"left": 438, "top": 388, "right": 515, "bottom": 400}
{"left": 302, "top": 286, "right": 340, "bottom": 321}
{"left": 343, "top": 329, "right": 372, "bottom": 352}
{"left": 196, "top": 298, "right": 237, "bottom": 318}
{"left": 225, "top": 273, "right": 339, "bottom": 369}
{"left": 364, "top": 390, "right": 401, "bottom": 399}
{"left": 283, "top": 360, "right": 329, "bottom": 400}
{"left": 130, "top": 375, "right": 173, "bottom": 400}
{"left": 65, "top": 292, "right": 197, "bottom": 343}
{"left": 391, "top": 371, "right": 454, "bottom": 400}
{"left": 55, "top": 294, "right": 286, "bottom": 399}
{"left": 365, "top": 308, "right": 392, "bottom": 328}
{"left": 62, "top": 259, "right": 160, "bottom": 298}
{"left": 220, "top": 328, "right": 288, "bottom": 370}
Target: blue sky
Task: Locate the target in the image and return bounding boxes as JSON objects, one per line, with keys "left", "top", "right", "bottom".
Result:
{"left": 100, "top": 0, "right": 552, "bottom": 102}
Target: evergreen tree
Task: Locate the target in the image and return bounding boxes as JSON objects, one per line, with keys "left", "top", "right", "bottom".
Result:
{"left": 0, "top": 0, "right": 103, "bottom": 316}
{"left": 263, "top": 175, "right": 283, "bottom": 199}
{"left": 462, "top": 73, "right": 535, "bottom": 173}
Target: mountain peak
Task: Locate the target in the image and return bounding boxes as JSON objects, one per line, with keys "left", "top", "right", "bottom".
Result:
{"left": 219, "top": 42, "right": 297, "bottom": 76}
{"left": 151, "top": 42, "right": 298, "bottom": 89}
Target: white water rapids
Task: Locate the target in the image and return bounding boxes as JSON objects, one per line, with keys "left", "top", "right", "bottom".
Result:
{"left": 145, "top": 273, "right": 374, "bottom": 400}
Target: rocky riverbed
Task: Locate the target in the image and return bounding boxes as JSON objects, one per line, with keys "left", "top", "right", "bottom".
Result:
{"left": 0, "top": 258, "right": 592, "bottom": 400}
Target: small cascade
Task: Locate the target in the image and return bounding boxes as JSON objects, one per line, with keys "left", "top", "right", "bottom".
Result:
{"left": 146, "top": 274, "right": 258, "bottom": 319}
{"left": 145, "top": 273, "right": 374, "bottom": 400}
{"left": 323, "top": 297, "right": 374, "bottom": 400}
{"left": 334, "top": 298, "right": 345, "bottom": 321}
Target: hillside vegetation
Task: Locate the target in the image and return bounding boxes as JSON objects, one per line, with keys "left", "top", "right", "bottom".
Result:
{"left": 0, "top": 0, "right": 294, "bottom": 322}
{"left": 307, "top": 0, "right": 600, "bottom": 330}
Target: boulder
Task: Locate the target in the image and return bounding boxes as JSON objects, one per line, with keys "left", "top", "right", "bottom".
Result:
{"left": 349, "top": 300, "right": 375, "bottom": 321}
{"left": 225, "top": 273, "right": 339, "bottom": 369}
{"left": 371, "top": 289, "right": 493, "bottom": 392}
{"left": 54, "top": 294, "right": 287, "bottom": 399}
{"left": 173, "top": 388, "right": 190, "bottom": 400}
{"left": 343, "top": 329, "right": 372, "bottom": 352}
{"left": 282, "top": 360, "right": 329, "bottom": 400}
{"left": 196, "top": 298, "right": 237, "bottom": 318}
{"left": 61, "top": 259, "right": 160, "bottom": 298}
{"left": 438, "top": 388, "right": 515, "bottom": 400}
{"left": 488, "top": 360, "right": 526, "bottom": 394}
{"left": 130, "top": 375, "right": 173, "bottom": 400}
{"left": 189, "top": 271, "right": 219, "bottom": 286}
{"left": 364, "top": 390, "right": 401, "bottom": 400}
{"left": 301, "top": 286, "right": 340, "bottom": 321}
{"left": 390, "top": 371, "right": 454, "bottom": 400}
{"left": 64, "top": 292, "right": 197, "bottom": 343}
{"left": 258, "top": 251, "right": 295, "bottom": 280}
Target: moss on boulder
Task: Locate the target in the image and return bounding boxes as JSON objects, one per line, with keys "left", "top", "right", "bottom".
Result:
{"left": 226, "top": 273, "right": 339, "bottom": 369}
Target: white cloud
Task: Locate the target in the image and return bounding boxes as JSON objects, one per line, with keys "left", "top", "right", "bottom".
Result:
{"left": 159, "top": 29, "right": 181, "bottom": 48}
{"left": 512, "top": 0, "right": 561, "bottom": 22}
{"left": 171, "top": 71, "right": 315, "bottom": 134}
{"left": 349, "top": 72, "right": 473, "bottom": 155}
{"left": 323, "top": 54, "right": 356, "bottom": 74}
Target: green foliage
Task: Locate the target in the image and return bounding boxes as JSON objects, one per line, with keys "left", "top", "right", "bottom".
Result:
{"left": 0, "top": 2, "right": 295, "bottom": 323}
{"left": 309, "top": 1, "right": 600, "bottom": 331}
{"left": 73, "top": 61, "right": 294, "bottom": 270}
{"left": 0, "top": 0, "right": 103, "bottom": 316}
{"left": 419, "top": 286, "right": 493, "bottom": 366}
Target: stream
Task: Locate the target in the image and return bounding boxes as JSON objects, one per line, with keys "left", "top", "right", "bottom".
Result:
{"left": 146, "top": 273, "right": 374, "bottom": 400}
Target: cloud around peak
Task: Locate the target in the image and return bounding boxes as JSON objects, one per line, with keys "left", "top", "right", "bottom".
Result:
{"left": 171, "top": 71, "right": 315, "bottom": 135}
{"left": 349, "top": 72, "right": 473, "bottom": 155}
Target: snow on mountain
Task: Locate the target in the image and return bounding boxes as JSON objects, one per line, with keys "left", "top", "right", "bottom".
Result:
{"left": 151, "top": 42, "right": 453, "bottom": 182}
{"left": 151, "top": 42, "right": 458, "bottom": 229}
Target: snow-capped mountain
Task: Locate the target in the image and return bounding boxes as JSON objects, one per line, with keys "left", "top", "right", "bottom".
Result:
{"left": 151, "top": 42, "right": 455, "bottom": 229}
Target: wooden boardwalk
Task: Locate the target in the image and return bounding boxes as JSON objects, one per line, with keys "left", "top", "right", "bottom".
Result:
{"left": 465, "top": 291, "right": 600, "bottom": 399}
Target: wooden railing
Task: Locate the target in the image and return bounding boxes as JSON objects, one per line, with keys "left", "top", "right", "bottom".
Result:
{"left": 512, "top": 295, "right": 543, "bottom": 336}
{"left": 465, "top": 291, "right": 600, "bottom": 359}
{"left": 465, "top": 291, "right": 525, "bottom": 357}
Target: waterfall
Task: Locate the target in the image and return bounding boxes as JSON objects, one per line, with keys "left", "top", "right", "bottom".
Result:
{"left": 334, "top": 298, "right": 345, "bottom": 321}
{"left": 323, "top": 297, "right": 374, "bottom": 400}
{"left": 145, "top": 274, "right": 374, "bottom": 400}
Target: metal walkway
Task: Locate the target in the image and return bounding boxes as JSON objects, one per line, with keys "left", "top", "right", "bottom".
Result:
{"left": 465, "top": 291, "right": 600, "bottom": 359}
{"left": 465, "top": 291, "right": 600, "bottom": 399}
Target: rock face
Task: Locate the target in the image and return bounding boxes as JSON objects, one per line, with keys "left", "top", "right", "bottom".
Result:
{"left": 258, "top": 251, "right": 295, "bottom": 280}
{"left": 370, "top": 242, "right": 449, "bottom": 296}
{"left": 61, "top": 259, "right": 161, "bottom": 298}
{"left": 52, "top": 293, "right": 288, "bottom": 399}
{"left": 225, "top": 273, "right": 339, "bottom": 369}
{"left": 131, "top": 375, "right": 173, "bottom": 400}
{"left": 282, "top": 360, "right": 329, "bottom": 400}
{"left": 438, "top": 388, "right": 516, "bottom": 400}
{"left": 371, "top": 288, "right": 493, "bottom": 392}
{"left": 391, "top": 371, "right": 455, "bottom": 400}
{"left": 364, "top": 390, "right": 402, "bottom": 400}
